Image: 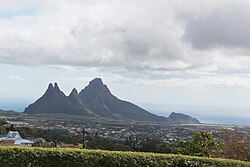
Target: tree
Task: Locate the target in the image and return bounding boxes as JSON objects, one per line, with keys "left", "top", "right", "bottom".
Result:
{"left": 155, "top": 142, "right": 175, "bottom": 154}
{"left": 5, "top": 124, "right": 16, "bottom": 132}
{"left": 0, "top": 119, "right": 7, "bottom": 126}
{"left": 178, "top": 131, "right": 218, "bottom": 156}
{"left": 139, "top": 141, "right": 157, "bottom": 152}
{"left": 214, "top": 129, "right": 250, "bottom": 161}
{"left": 191, "top": 131, "right": 218, "bottom": 156}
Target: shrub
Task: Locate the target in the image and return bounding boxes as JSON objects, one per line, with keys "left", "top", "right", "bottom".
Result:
{"left": 214, "top": 129, "right": 250, "bottom": 161}
{"left": 0, "top": 146, "right": 249, "bottom": 167}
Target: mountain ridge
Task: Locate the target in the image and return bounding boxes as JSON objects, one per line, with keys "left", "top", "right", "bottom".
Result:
{"left": 24, "top": 78, "right": 200, "bottom": 124}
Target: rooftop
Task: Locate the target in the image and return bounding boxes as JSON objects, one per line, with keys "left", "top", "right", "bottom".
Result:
{"left": 0, "top": 131, "right": 33, "bottom": 145}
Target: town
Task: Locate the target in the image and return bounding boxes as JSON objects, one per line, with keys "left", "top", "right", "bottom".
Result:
{"left": 0, "top": 110, "right": 249, "bottom": 151}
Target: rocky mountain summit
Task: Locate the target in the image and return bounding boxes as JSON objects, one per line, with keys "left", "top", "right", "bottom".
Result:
{"left": 24, "top": 78, "right": 200, "bottom": 124}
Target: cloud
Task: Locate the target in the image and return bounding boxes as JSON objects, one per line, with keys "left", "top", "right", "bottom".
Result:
{"left": 113, "top": 74, "right": 250, "bottom": 89}
{"left": 52, "top": 73, "right": 250, "bottom": 90}
{"left": 0, "top": 0, "right": 250, "bottom": 76}
{"left": 181, "top": 2, "right": 250, "bottom": 50}
{"left": 0, "top": 0, "right": 187, "bottom": 71}
{"left": 7, "top": 74, "right": 27, "bottom": 81}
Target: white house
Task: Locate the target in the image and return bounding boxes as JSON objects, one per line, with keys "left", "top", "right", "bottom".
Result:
{"left": 0, "top": 131, "right": 33, "bottom": 146}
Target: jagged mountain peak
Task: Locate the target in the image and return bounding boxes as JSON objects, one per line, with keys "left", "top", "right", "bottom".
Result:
{"left": 54, "top": 82, "right": 58, "bottom": 87}
{"left": 44, "top": 83, "right": 56, "bottom": 96}
{"left": 24, "top": 82, "right": 71, "bottom": 114}
{"left": 79, "top": 78, "right": 112, "bottom": 101}
{"left": 48, "top": 83, "right": 53, "bottom": 89}
{"left": 46, "top": 83, "right": 63, "bottom": 94}
{"left": 54, "top": 82, "right": 63, "bottom": 94}
{"left": 70, "top": 88, "right": 78, "bottom": 95}
{"left": 68, "top": 88, "right": 80, "bottom": 102}
{"left": 90, "top": 78, "right": 103, "bottom": 85}
{"left": 86, "top": 78, "right": 110, "bottom": 92}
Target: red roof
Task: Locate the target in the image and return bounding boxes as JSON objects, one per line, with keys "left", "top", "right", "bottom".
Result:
{"left": 0, "top": 140, "right": 15, "bottom": 143}
{"left": 60, "top": 144, "right": 75, "bottom": 148}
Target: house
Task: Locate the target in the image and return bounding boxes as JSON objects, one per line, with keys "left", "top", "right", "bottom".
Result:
{"left": 0, "top": 131, "right": 33, "bottom": 146}
{"left": 59, "top": 144, "right": 76, "bottom": 148}
{"left": 0, "top": 140, "right": 15, "bottom": 146}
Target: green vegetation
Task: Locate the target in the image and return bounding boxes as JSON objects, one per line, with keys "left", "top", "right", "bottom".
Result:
{"left": 2, "top": 123, "right": 250, "bottom": 162}
{"left": 0, "top": 119, "right": 7, "bottom": 126}
{"left": 0, "top": 147, "right": 249, "bottom": 167}
{"left": 171, "top": 131, "right": 219, "bottom": 156}
{"left": 214, "top": 129, "right": 250, "bottom": 161}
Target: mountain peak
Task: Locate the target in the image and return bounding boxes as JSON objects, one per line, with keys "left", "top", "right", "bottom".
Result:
{"left": 168, "top": 112, "right": 200, "bottom": 124}
{"left": 71, "top": 88, "right": 78, "bottom": 94}
{"left": 69, "top": 88, "right": 78, "bottom": 97}
{"left": 24, "top": 82, "right": 70, "bottom": 114}
{"left": 54, "top": 82, "right": 60, "bottom": 91}
{"left": 45, "top": 83, "right": 55, "bottom": 95}
{"left": 48, "top": 83, "right": 53, "bottom": 88}
{"left": 53, "top": 82, "right": 65, "bottom": 96}
{"left": 89, "top": 78, "right": 104, "bottom": 86}
{"left": 84, "top": 78, "right": 110, "bottom": 93}
{"left": 68, "top": 88, "right": 81, "bottom": 104}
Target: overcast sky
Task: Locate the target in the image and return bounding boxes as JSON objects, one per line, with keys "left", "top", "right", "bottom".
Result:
{"left": 1, "top": 0, "right": 250, "bottom": 124}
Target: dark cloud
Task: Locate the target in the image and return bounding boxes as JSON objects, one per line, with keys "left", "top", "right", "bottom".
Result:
{"left": 181, "top": 3, "right": 250, "bottom": 50}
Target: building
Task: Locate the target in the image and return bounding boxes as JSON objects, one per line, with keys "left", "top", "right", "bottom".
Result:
{"left": 0, "top": 131, "right": 33, "bottom": 146}
{"left": 59, "top": 144, "right": 76, "bottom": 148}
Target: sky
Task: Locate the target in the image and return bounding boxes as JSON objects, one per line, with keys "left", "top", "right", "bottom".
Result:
{"left": 1, "top": 0, "right": 250, "bottom": 125}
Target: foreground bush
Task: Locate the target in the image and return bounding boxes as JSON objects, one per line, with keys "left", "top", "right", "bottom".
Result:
{"left": 214, "top": 129, "right": 250, "bottom": 161}
{"left": 0, "top": 147, "right": 249, "bottom": 167}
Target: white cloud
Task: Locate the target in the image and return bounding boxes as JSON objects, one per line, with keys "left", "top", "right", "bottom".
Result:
{"left": 52, "top": 73, "right": 250, "bottom": 90}
{"left": 0, "top": 0, "right": 250, "bottom": 77}
{"left": 114, "top": 75, "right": 250, "bottom": 89}
{"left": 7, "top": 74, "right": 27, "bottom": 81}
